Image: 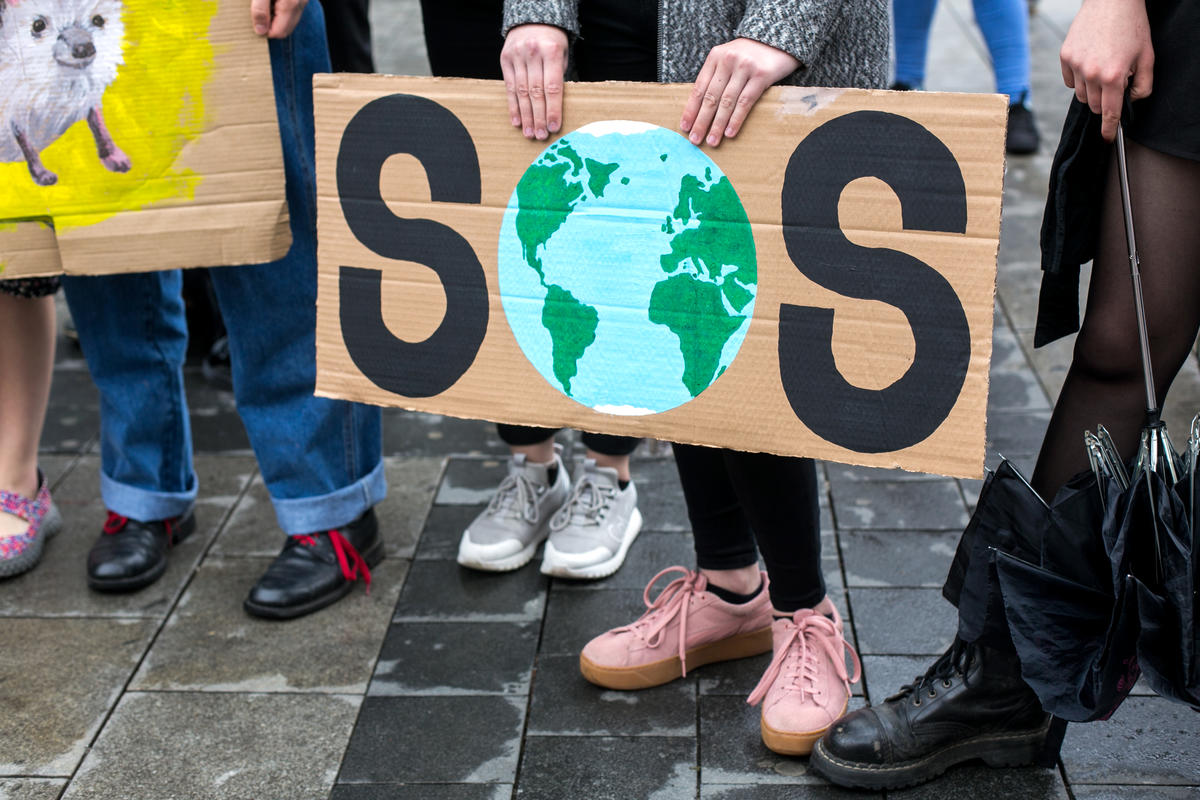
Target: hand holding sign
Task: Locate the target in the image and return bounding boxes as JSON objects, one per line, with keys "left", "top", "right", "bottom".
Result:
{"left": 500, "top": 24, "right": 568, "bottom": 140}
{"left": 680, "top": 38, "right": 800, "bottom": 147}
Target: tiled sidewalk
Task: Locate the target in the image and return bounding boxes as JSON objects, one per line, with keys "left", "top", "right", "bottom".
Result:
{"left": 3, "top": 0, "right": 1200, "bottom": 798}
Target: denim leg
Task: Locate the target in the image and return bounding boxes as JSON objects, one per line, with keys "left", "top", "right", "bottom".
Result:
{"left": 972, "top": 0, "right": 1032, "bottom": 100}
{"left": 209, "top": 0, "right": 384, "bottom": 535}
{"left": 61, "top": 270, "right": 197, "bottom": 521}
{"left": 891, "top": 0, "right": 938, "bottom": 89}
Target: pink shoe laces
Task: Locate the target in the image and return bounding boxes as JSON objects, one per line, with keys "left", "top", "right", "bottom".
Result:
{"left": 615, "top": 566, "right": 706, "bottom": 676}
{"left": 747, "top": 609, "right": 862, "bottom": 707}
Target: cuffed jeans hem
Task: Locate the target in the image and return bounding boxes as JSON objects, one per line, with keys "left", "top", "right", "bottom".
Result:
{"left": 100, "top": 472, "right": 197, "bottom": 523}
{"left": 273, "top": 459, "right": 387, "bottom": 535}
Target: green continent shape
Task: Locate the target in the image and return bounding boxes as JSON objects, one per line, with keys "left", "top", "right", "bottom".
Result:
{"left": 542, "top": 284, "right": 599, "bottom": 395}
{"left": 649, "top": 273, "right": 744, "bottom": 398}
{"left": 584, "top": 158, "right": 620, "bottom": 198}
{"left": 514, "top": 159, "right": 585, "bottom": 279}
{"left": 661, "top": 175, "right": 756, "bottom": 312}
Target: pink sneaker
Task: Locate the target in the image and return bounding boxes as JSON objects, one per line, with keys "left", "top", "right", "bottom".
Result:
{"left": 579, "top": 566, "right": 773, "bottom": 690}
{"left": 747, "top": 605, "right": 862, "bottom": 756}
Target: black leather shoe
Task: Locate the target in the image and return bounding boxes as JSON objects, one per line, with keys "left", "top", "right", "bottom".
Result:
{"left": 243, "top": 508, "right": 384, "bottom": 620}
{"left": 87, "top": 510, "right": 196, "bottom": 592}
{"left": 810, "top": 638, "right": 1066, "bottom": 790}
{"left": 1006, "top": 103, "right": 1040, "bottom": 154}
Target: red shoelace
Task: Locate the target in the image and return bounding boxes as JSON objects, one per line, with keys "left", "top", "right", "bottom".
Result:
{"left": 103, "top": 511, "right": 180, "bottom": 545}
{"left": 296, "top": 529, "right": 372, "bottom": 592}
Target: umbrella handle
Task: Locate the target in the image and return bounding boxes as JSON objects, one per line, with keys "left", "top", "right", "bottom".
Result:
{"left": 1114, "top": 122, "right": 1160, "bottom": 418}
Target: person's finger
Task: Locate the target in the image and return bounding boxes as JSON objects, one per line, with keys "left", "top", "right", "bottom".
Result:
{"left": 268, "top": 0, "right": 306, "bottom": 38}
{"left": 500, "top": 55, "right": 522, "bottom": 128}
{"left": 722, "top": 73, "right": 770, "bottom": 140}
{"left": 541, "top": 39, "right": 565, "bottom": 134}
{"left": 249, "top": 0, "right": 270, "bottom": 35}
{"left": 681, "top": 59, "right": 717, "bottom": 134}
{"left": 511, "top": 56, "right": 535, "bottom": 137}
{"left": 689, "top": 66, "right": 730, "bottom": 145}
{"left": 1098, "top": 82, "right": 1123, "bottom": 141}
{"left": 704, "top": 70, "right": 751, "bottom": 146}
{"left": 525, "top": 53, "right": 549, "bottom": 139}
{"left": 1129, "top": 48, "right": 1155, "bottom": 101}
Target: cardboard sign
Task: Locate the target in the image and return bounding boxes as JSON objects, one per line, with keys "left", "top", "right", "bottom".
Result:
{"left": 0, "top": 0, "right": 289, "bottom": 279}
{"left": 315, "top": 76, "right": 1006, "bottom": 478}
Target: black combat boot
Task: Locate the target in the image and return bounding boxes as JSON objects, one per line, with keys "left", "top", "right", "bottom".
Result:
{"left": 810, "top": 636, "right": 1066, "bottom": 790}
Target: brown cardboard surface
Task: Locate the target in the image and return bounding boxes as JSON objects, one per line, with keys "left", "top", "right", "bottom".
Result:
{"left": 0, "top": 0, "right": 288, "bottom": 278}
{"left": 314, "top": 76, "right": 1007, "bottom": 478}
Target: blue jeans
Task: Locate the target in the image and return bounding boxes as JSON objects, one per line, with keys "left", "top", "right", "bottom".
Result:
{"left": 63, "top": 2, "right": 385, "bottom": 535}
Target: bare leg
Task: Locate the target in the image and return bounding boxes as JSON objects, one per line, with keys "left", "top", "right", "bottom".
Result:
{"left": 87, "top": 107, "right": 131, "bottom": 172}
{"left": 587, "top": 450, "right": 630, "bottom": 482}
{"left": 1031, "top": 141, "right": 1200, "bottom": 499}
{"left": 0, "top": 293, "right": 56, "bottom": 539}
{"left": 512, "top": 438, "right": 557, "bottom": 465}
{"left": 12, "top": 125, "right": 57, "bottom": 186}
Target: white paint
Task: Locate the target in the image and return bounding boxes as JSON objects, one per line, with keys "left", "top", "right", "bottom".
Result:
{"left": 576, "top": 119, "right": 660, "bottom": 136}
{"left": 594, "top": 404, "right": 657, "bottom": 417}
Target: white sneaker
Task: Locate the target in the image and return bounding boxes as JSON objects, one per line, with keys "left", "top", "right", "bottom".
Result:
{"left": 457, "top": 451, "right": 570, "bottom": 572}
{"left": 540, "top": 459, "right": 642, "bottom": 580}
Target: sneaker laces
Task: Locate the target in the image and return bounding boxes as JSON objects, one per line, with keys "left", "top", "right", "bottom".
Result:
{"left": 296, "top": 529, "right": 372, "bottom": 592}
{"left": 550, "top": 475, "right": 613, "bottom": 532}
{"left": 747, "top": 610, "right": 861, "bottom": 707}
{"left": 486, "top": 471, "right": 542, "bottom": 525}
{"left": 613, "top": 566, "right": 705, "bottom": 676}
{"left": 889, "top": 636, "right": 974, "bottom": 703}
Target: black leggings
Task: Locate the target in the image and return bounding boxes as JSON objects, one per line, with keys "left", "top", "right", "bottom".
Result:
{"left": 1032, "top": 140, "right": 1200, "bottom": 499}
{"left": 422, "top": 0, "right": 656, "bottom": 459}
{"left": 673, "top": 444, "right": 825, "bottom": 613}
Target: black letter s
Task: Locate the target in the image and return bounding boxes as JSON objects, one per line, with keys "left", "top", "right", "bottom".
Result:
{"left": 779, "top": 111, "right": 971, "bottom": 453}
{"left": 337, "top": 94, "right": 488, "bottom": 397}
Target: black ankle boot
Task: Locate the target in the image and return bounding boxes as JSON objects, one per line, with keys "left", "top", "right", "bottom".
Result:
{"left": 810, "top": 637, "right": 1066, "bottom": 790}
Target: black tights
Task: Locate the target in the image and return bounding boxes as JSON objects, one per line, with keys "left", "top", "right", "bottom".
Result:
{"left": 1032, "top": 140, "right": 1200, "bottom": 499}
{"left": 673, "top": 444, "right": 825, "bottom": 613}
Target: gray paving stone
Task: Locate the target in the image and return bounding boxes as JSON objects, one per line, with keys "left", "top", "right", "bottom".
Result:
{"left": 849, "top": 589, "right": 957, "bottom": 656}
{"left": 184, "top": 372, "right": 252, "bottom": 453}
{"left": 130, "top": 557, "right": 406, "bottom": 693}
{"left": 697, "top": 652, "right": 774, "bottom": 697}
{"left": 38, "top": 454, "right": 79, "bottom": 489}
{"left": 552, "top": 530, "right": 698, "bottom": 592}
{"left": 859, "top": 655, "right": 939, "bottom": 705}
{"left": 831, "top": 480, "right": 968, "bottom": 532}
{"left": 538, "top": 588, "right": 647, "bottom": 656}
{"left": 703, "top": 785, "right": 872, "bottom": 799}
{"left": 371, "top": 456, "right": 443, "bottom": 557}
{"left": 0, "top": 779, "right": 67, "bottom": 800}
{"left": 527, "top": 654, "right": 695, "bottom": 736}
{"left": 0, "top": 455, "right": 252, "bottom": 619}
{"left": 436, "top": 458, "right": 510, "bottom": 506}
{"left": 1072, "top": 787, "right": 1200, "bottom": 799}
{"left": 0, "top": 618, "right": 155, "bottom": 776}
{"left": 339, "top": 696, "right": 525, "bottom": 784}
{"left": 630, "top": 458, "right": 691, "bottom": 533}
{"left": 826, "top": 463, "right": 942, "bottom": 487}
{"left": 383, "top": 410, "right": 507, "bottom": 457}
{"left": 1060, "top": 697, "right": 1200, "bottom": 785}
{"left": 60, "top": 691, "right": 359, "bottom": 800}
{"left": 331, "top": 785, "right": 512, "bottom": 800}
{"left": 369, "top": 621, "right": 539, "bottom": 696}
{"left": 393, "top": 559, "right": 547, "bottom": 622}
{"left": 515, "top": 736, "right": 696, "bottom": 799}
{"left": 985, "top": 409, "right": 1051, "bottom": 461}
{"left": 887, "top": 764, "right": 1068, "bottom": 798}
{"left": 416, "top": 504, "right": 486, "bottom": 560}
{"left": 207, "top": 475, "right": 278, "bottom": 556}
{"left": 988, "top": 368, "right": 1052, "bottom": 412}
{"left": 839, "top": 529, "right": 961, "bottom": 589}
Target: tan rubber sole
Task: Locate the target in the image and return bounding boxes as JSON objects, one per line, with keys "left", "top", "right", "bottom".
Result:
{"left": 759, "top": 697, "right": 849, "bottom": 756}
{"left": 579, "top": 626, "right": 772, "bottom": 690}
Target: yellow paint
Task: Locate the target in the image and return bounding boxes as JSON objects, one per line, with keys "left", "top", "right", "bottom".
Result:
{"left": 0, "top": 0, "right": 217, "bottom": 230}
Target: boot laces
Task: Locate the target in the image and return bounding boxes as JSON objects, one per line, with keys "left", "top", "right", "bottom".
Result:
{"left": 612, "top": 566, "right": 704, "bottom": 675}
{"left": 296, "top": 529, "right": 372, "bottom": 592}
{"left": 103, "top": 511, "right": 129, "bottom": 535}
{"left": 747, "top": 610, "right": 861, "bottom": 706}
{"left": 486, "top": 472, "right": 542, "bottom": 524}
{"left": 550, "top": 475, "right": 613, "bottom": 532}
{"left": 892, "top": 636, "right": 974, "bottom": 704}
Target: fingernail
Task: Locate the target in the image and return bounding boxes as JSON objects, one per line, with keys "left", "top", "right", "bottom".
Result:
{"left": 680, "top": 119, "right": 690, "bottom": 132}
{"left": 536, "top": 128, "right": 546, "bottom": 139}
{"left": 254, "top": 23, "right": 267, "bottom": 34}
{"left": 689, "top": 132, "right": 701, "bottom": 144}
{"left": 524, "top": 127, "right": 532, "bottom": 137}
{"left": 512, "top": 116, "right": 521, "bottom": 126}
{"left": 725, "top": 127, "right": 735, "bottom": 137}
{"left": 707, "top": 134, "right": 718, "bottom": 146}
{"left": 548, "top": 121, "right": 559, "bottom": 133}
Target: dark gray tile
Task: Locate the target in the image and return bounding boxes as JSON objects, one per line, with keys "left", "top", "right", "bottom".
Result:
{"left": 826, "top": 463, "right": 941, "bottom": 487}
{"left": 369, "top": 621, "right": 540, "bottom": 696}
{"left": 39, "top": 403, "right": 99, "bottom": 454}
{"left": 436, "top": 458, "right": 509, "bottom": 506}
{"left": 839, "top": 529, "right": 961, "bottom": 589}
{"left": 699, "top": 694, "right": 824, "bottom": 785}
{"left": 340, "top": 696, "right": 525, "bottom": 784}
{"left": 859, "top": 655, "right": 940, "bottom": 705}
{"left": 394, "top": 559, "right": 548, "bottom": 622}
{"left": 130, "top": 558, "right": 406, "bottom": 693}
{"left": 551, "top": 531, "right": 697, "bottom": 591}
{"left": 703, "top": 783, "right": 875, "bottom": 799}
{"left": 697, "top": 652, "right": 774, "bottom": 697}
{"left": 373, "top": 457, "right": 444, "bottom": 558}
{"left": 515, "top": 736, "right": 696, "bottom": 799}
{"left": 539, "top": 588, "right": 647, "bottom": 655}
{"left": 0, "top": 619, "right": 155, "bottom": 777}
{"left": 848, "top": 589, "right": 957, "bottom": 656}
{"left": 1072, "top": 787, "right": 1200, "bottom": 799}
{"left": 888, "top": 764, "right": 1067, "bottom": 799}
{"left": 331, "top": 785, "right": 512, "bottom": 800}
{"left": 60, "top": 692, "right": 359, "bottom": 799}
{"left": 631, "top": 458, "right": 690, "bottom": 533}
{"left": 527, "top": 654, "right": 695, "bottom": 736}
{"left": 831, "top": 480, "right": 968, "bottom": 532}
{"left": 416, "top": 505, "right": 487, "bottom": 561}
{"left": 985, "top": 410, "right": 1051, "bottom": 461}
{"left": 987, "top": 369, "right": 1051, "bottom": 413}
{"left": 384, "top": 410, "right": 508, "bottom": 457}
{"left": 1060, "top": 697, "right": 1200, "bottom": 785}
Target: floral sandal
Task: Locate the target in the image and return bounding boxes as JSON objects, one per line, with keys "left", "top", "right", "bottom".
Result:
{"left": 0, "top": 471, "right": 63, "bottom": 578}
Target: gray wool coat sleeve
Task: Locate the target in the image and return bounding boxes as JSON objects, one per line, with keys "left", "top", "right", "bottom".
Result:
{"left": 502, "top": 0, "right": 887, "bottom": 90}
